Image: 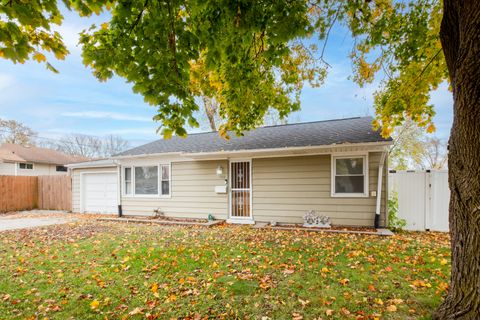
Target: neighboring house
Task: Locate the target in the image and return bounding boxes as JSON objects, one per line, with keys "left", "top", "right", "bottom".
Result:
{"left": 0, "top": 143, "right": 87, "bottom": 176}
{"left": 68, "top": 117, "right": 393, "bottom": 227}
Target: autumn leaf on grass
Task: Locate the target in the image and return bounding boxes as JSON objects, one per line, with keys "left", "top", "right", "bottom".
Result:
{"left": 339, "top": 278, "right": 349, "bottom": 285}
{"left": 440, "top": 258, "right": 449, "bottom": 265}
{"left": 386, "top": 305, "right": 398, "bottom": 312}
{"left": 292, "top": 312, "right": 303, "bottom": 320}
{"left": 410, "top": 279, "right": 432, "bottom": 289}
{"left": 165, "top": 294, "right": 177, "bottom": 303}
{"left": 283, "top": 268, "right": 295, "bottom": 275}
{"left": 129, "top": 307, "right": 144, "bottom": 315}
{"left": 321, "top": 267, "right": 329, "bottom": 273}
{"left": 90, "top": 299, "right": 99, "bottom": 310}
{"left": 436, "top": 282, "right": 449, "bottom": 294}
{"left": 325, "top": 309, "right": 334, "bottom": 316}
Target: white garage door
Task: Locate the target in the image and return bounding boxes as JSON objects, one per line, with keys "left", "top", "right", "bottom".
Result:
{"left": 82, "top": 173, "right": 118, "bottom": 214}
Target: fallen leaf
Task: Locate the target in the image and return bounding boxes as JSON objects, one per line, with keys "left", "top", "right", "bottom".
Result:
{"left": 90, "top": 300, "right": 99, "bottom": 310}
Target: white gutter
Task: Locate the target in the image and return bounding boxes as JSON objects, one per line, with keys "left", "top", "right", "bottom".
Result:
{"left": 375, "top": 150, "right": 388, "bottom": 228}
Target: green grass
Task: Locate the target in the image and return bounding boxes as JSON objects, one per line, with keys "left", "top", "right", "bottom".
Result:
{"left": 0, "top": 221, "right": 450, "bottom": 319}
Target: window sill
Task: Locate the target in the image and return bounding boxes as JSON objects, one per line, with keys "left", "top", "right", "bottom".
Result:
{"left": 122, "top": 195, "right": 172, "bottom": 199}
{"left": 331, "top": 193, "right": 369, "bottom": 198}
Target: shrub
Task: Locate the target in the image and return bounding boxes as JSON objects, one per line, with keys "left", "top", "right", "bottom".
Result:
{"left": 388, "top": 191, "right": 407, "bottom": 231}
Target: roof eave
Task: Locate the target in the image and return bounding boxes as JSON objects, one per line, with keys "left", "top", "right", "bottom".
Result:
{"left": 111, "top": 141, "right": 392, "bottom": 160}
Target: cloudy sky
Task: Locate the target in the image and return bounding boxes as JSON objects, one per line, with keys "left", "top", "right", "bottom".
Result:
{"left": 0, "top": 6, "right": 453, "bottom": 147}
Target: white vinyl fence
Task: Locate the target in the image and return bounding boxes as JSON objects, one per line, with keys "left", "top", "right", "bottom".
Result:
{"left": 388, "top": 170, "right": 450, "bottom": 232}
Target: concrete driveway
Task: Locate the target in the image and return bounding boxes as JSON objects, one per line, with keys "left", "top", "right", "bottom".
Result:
{"left": 0, "top": 211, "right": 77, "bottom": 231}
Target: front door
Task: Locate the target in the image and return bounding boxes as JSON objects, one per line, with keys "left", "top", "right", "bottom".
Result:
{"left": 230, "top": 161, "right": 252, "bottom": 219}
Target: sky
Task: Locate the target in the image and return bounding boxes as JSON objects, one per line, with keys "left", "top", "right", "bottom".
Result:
{"left": 0, "top": 7, "right": 453, "bottom": 147}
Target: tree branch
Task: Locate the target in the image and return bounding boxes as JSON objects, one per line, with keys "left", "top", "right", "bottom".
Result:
{"left": 129, "top": 0, "right": 149, "bottom": 35}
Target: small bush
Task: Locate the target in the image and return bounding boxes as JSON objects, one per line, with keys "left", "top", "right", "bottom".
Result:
{"left": 388, "top": 191, "right": 407, "bottom": 231}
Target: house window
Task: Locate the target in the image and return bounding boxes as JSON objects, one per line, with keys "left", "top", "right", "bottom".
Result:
{"left": 124, "top": 167, "right": 132, "bottom": 195}
{"left": 19, "top": 163, "right": 33, "bottom": 170}
{"left": 134, "top": 166, "right": 158, "bottom": 195}
{"left": 332, "top": 155, "right": 367, "bottom": 197}
{"left": 56, "top": 165, "right": 68, "bottom": 172}
{"left": 160, "top": 164, "right": 171, "bottom": 196}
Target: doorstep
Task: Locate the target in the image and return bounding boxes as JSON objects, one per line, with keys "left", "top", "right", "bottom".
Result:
{"left": 226, "top": 219, "right": 255, "bottom": 225}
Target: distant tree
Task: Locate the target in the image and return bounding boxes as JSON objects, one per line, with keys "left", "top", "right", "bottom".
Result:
{"left": 422, "top": 137, "right": 448, "bottom": 170}
{"left": 262, "top": 109, "right": 289, "bottom": 127}
{"left": 55, "top": 134, "right": 102, "bottom": 158}
{"left": 53, "top": 133, "right": 129, "bottom": 158}
{"left": 100, "top": 134, "right": 130, "bottom": 158}
{"left": 0, "top": 118, "right": 36, "bottom": 146}
{"left": 390, "top": 120, "right": 448, "bottom": 170}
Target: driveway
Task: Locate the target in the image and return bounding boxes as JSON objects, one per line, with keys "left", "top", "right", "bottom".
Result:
{"left": 0, "top": 211, "right": 77, "bottom": 231}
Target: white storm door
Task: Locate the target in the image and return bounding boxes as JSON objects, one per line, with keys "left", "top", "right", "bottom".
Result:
{"left": 230, "top": 161, "right": 252, "bottom": 219}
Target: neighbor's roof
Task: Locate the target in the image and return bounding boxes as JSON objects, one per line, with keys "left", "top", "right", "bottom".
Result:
{"left": 117, "top": 116, "right": 392, "bottom": 157}
{"left": 0, "top": 143, "right": 88, "bottom": 165}
{"left": 66, "top": 158, "right": 118, "bottom": 169}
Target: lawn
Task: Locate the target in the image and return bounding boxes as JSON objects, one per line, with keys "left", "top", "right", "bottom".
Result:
{"left": 0, "top": 221, "right": 450, "bottom": 319}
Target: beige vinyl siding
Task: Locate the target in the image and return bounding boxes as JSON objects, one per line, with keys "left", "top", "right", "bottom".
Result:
{"left": 121, "top": 160, "right": 228, "bottom": 219}
{"left": 17, "top": 163, "right": 67, "bottom": 176}
{"left": 71, "top": 166, "right": 118, "bottom": 213}
{"left": 0, "top": 162, "right": 15, "bottom": 175}
{"left": 252, "top": 152, "right": 387, "bottom": 227}
{"left": 0, "top": 162, "right": 68, "bottom": 176}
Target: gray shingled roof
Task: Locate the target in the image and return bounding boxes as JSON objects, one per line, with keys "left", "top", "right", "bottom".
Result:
{"left": 117, "top": 117, "right": 392, "bottom": 156}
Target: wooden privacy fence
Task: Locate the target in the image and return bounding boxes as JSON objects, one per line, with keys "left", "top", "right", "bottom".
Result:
{"left": 0, "top": 176, "right": 38, "bottom": 212}
{"left": 0, "top": 175, "right": 71, "bottom": 212}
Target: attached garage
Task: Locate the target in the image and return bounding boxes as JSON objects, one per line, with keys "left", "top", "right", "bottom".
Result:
{"left": 81, "top": 172, "right": 118, "bottom": 213}
{"left": 68, "top": 160, "right": 119, "bottom": 214}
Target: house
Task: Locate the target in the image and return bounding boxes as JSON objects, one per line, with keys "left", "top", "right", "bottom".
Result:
{"left": 0, "top": 143, "right": 87, "bottom": 176}
{"left": 67, "top": 117, "right": 393, "bottom": 227}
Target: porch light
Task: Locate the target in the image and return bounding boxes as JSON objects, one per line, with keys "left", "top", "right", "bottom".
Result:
{"left": 216, "top": 165, "right": 223, "bottom": 176}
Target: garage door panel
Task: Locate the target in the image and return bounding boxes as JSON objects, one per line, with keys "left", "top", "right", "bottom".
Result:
{"left": 83, "top": 173, "right": 118, "bottom": 214}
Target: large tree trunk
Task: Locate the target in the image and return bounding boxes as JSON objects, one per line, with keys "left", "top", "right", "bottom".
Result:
{"left": 434, "top": 0, "right": 480, "bottom": 318}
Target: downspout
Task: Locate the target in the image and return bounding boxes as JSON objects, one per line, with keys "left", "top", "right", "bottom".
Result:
{"left": 115, "top": 160, "right": 123, "bottom": 217}
{"left": 374, "top": 150, "right": 388, "bottom": 228}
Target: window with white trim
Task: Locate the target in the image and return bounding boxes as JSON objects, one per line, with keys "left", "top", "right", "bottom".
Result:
{"left": 124, "top": 167, "right": 132, "bottom": 195}
{"left": 160, "top": 164, "right": 170, "bottom": 196}
{"left": 19, "top": 163, "right": 33, "bottom": 170}
{"left": 332, "top": 155, "right": 367, "bottom": 196}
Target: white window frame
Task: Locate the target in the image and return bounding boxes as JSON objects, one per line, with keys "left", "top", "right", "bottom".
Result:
{"left": 122, "top": 163, "right": 171, "bottom": 198}
{"left": 123, "top": 166, "right": 133, "bottom": 196}
{"left": 331, "top": 153, "right": 369, "bottom": 198}
{"left": 18, "top": 163, "right": 34, "bottom": 170}
{"left": 159, "top": 164, "right": 171, "bottom": 197}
